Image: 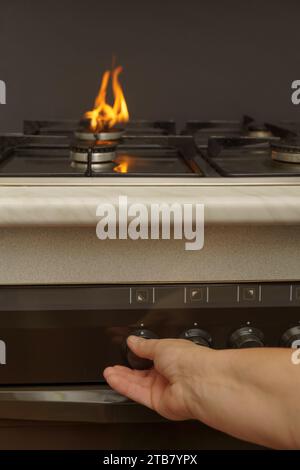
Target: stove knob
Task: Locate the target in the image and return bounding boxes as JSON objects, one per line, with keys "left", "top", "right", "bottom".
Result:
{"left": 180, "top": 328, "right": 212, "bottom": 347}
{"left": 281, "top": 326, "right": 300, "bottom": 348}
{"left": 126, "top": 329, "right": 158, "bottom": 370}
{"left": 229, "top": 327, "right": 264, "bottom": 349}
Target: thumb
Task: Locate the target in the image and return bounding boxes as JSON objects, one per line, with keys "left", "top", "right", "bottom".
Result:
{"left": 127, "top": 335, "right": 159, "bottom": 360}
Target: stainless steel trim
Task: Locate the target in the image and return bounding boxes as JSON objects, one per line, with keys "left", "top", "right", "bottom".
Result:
{"left": 258, "top": 285, "right": 262, "bottom": 302}
{"left": 0, "top": 385, "right": 162, "bottom": 423}
{"left": 1, "top": 177, "right": 300, "bottom": 187}
{"left": 290, "top": 284, "right": 293, "bottom": 302}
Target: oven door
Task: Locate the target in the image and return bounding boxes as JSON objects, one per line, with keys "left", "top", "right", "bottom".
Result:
{"left": 0, "top": 385, "right": 263, "bottom": 450}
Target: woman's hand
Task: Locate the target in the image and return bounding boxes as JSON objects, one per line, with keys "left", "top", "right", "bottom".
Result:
{"left": 104, "top": 337, "right": 300, "bottom": 449}
{"left": 103, "top": 336, "right": 215, "bottom": 421}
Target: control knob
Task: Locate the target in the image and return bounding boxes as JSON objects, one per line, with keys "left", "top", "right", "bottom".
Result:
{"left": 126, "top": 329, "right": 158, "bottom": 370}
{"left": 281, "top": 326, "right": 300, "bottom": 348}
{"left": 229, "top": 327, "right": 264, "bottom": 349}
{"left": 180, "top": 328, "right": 212, "bottom": 347}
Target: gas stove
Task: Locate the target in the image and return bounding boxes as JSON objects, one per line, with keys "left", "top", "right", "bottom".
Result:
{"left": 0, "top": 117, "right": 300, "bottom": 431}
{"left": 0, "top": 117, "right": 300, "bottom": 179}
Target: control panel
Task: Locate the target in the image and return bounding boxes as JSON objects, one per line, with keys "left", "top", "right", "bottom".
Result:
{"left": 125, "top": 325, "right": 300, "bottom": 370}
{"left": 0, "top": 282, "right": 298, "bottom": 382}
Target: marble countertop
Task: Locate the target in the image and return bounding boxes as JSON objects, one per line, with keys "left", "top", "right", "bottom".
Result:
{"left": 0, "top": 177, "right": 300, "bottom": 226}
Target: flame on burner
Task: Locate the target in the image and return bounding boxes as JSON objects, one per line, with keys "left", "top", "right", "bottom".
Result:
{"left": 114, "top": 161, "right": 129, "bottom": 173}
{"left": 85, "top": 66, "right": 129, "bottom": 132}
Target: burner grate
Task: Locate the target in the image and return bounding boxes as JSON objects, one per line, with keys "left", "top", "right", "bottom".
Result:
{"left": 205, "top": 136, "right": 300, "bottom": 177}
{"left": 183, "top": 116, "right": 299, "bottom": 148}
{"left": 24, "top": 120, "right": 176, "bottom": 137}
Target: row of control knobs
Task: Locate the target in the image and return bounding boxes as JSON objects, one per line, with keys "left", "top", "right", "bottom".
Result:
{"left": 126, "top": 326, "right": 300, "bottom": 370}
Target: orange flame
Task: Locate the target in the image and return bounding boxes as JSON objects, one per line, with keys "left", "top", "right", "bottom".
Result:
{"left": 114, "top": 161, "right": 129, "bottom": 173}
{"left": 85, "top": 66, "right": 129, "bottom": 132}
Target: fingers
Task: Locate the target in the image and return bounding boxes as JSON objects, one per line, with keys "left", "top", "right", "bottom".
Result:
{"left": 108, "top": 365, "right": 150, "bottom": 377}
{"left": 103, "top": 366, "right": 153, "bottom": 409}
{"left": 127, "top": 335, "right": 159, "bottom": 360}
{"left": 105, "top": 365, "right": 155, "bottom": 386}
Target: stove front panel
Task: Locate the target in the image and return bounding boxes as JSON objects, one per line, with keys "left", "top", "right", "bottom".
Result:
{"left": 0, "top": 283, "right": 298, "bottom": 385}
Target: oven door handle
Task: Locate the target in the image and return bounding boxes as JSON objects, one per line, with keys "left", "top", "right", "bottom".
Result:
{"left": 0, "top": 386, "right": 162, "bottom": 423}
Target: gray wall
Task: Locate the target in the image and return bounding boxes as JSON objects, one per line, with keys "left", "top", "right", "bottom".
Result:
{"left": 0, "top": 0, "right": 299, "bottom": 132}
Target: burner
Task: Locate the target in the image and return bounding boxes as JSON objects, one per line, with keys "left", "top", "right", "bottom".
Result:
{"left": 74, "top": 128, "right": 124, "bottom": 141}
{"left": 271, "top": 139, "right": 300, "bottom": 163}
{"left": 71, "top": 160, "right": 116, "bottom": 173}
{"left": 23, "top": 120, "right": 176, "bottom": 136}
{"left": 70, "top": 126, "right": 124, "bottom": 170}
{"left": 70, "top": 140, "right": 117, "bottom": 166}
{"left": 245, "top": 122, "right": 273, "bottom": 138}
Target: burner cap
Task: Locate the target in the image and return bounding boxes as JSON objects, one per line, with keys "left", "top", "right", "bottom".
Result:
{"left": 246, "top": 124, "right": 273, "bottom": 138}
{"left": 75, "top": 128, "right": 124, "bottom": 141}
{"left": 271, "top": 139, "right": 300, "bottom": 163}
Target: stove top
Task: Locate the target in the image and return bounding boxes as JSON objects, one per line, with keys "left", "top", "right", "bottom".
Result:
{"left": 0, "top": 118, "right": 300, "bottom": 178}
{"left": 0, "top": 133, "right": 216, "bottom": 178}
